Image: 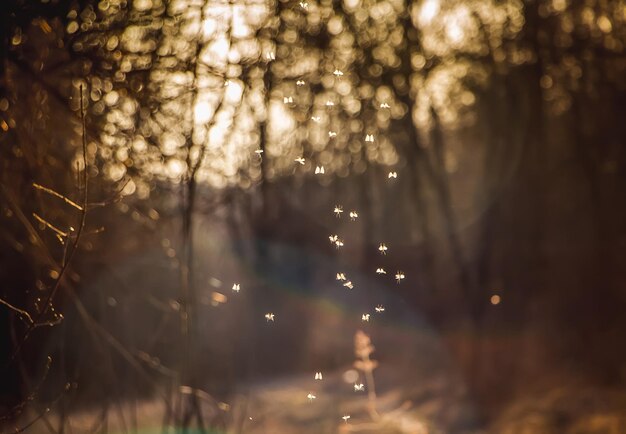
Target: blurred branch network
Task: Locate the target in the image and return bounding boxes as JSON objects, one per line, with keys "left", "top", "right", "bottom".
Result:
{"left": 1, "top": 0, "right": 626, "bottom": 432}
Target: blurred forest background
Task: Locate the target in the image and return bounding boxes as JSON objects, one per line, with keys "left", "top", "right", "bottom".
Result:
{"left": 1, "top": 0, "right": 626, "bottom": 432}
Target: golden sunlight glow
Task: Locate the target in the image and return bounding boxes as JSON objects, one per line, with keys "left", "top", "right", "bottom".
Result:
{"left": 418, "top": 0, "right": 440, "bottom": 26}
{"left": 193, "top": 101, "right": 213, "bottom": 124}
{"left": 77, "top": 0, "right": 527, "bottom": 193}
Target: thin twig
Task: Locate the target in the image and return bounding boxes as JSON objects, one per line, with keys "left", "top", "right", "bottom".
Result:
{"left": 0, "top": 185, "right": 57, "bottom": 268}
{"left": 32, "top": 212, "right": 68, "bottom": 238}
{"left": 10, "top": 85, "right": 89, "bottom": 361}
{"left": 0, "top": 298, "right": 34, "bottom": 325}
{"left": 32, "top": 183, "right": 84, "bottom": 211}
{"left": 2, "top": 384, "right": 71, "bottom": 434}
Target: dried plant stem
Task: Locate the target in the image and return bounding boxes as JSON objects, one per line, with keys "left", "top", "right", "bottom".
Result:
{"left": 0, "top": 298, "right": 34, "bottom": 325}
{"left": 363, "top": 365, "right": 379, "bottom": 421}
{"left": 32, "top": 212, "right": 68, "bottom": 238}
{"left": 10, "top": 85, "right": 89, "bottom": 361}
{"left": 32, "top": 183, "right": 83, "bottom": 211}
{"left": 354, "top": 331, "right": 380, "bottom": 421}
